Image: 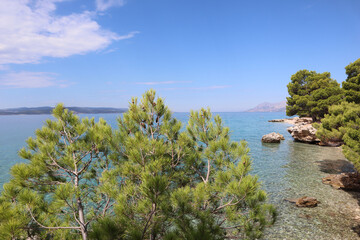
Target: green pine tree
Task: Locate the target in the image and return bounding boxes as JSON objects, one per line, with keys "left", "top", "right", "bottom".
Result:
{"left": 315, "top": 101, "right": 360, "bottom": 171}
{"left": 343, "top": 58, "right": 360, "bottom": 104}
{"left": 95, "top": 90, "right": 276, "bottom": 239}
{"left": 0, "top": 90, "right": 276, "bottom": 240}
{"left": 286, "top": 69, "right": 342, "bottom": 121}
{"left": 0, "top": 104, "right": 114, "bottom": 240}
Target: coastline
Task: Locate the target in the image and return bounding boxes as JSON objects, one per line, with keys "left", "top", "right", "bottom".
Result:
{"left": 267, "top": 116, "right": 360, "bottom": 239}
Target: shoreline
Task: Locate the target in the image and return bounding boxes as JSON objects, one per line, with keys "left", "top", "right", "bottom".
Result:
{"left": 267, "top": 116, "right": 360, "bottom": 239}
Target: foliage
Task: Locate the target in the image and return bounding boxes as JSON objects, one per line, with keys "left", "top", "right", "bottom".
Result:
{"left": 343, "top": 58, "right": 360, "bottom": 104}
{"left": 286, "top": 70, "right": 342, "bottom": 121}
{"left": 0, "top": 104, "right": 113, "bottom": 239}
{"left": 316, "top": 101, "right": 360, "bottom": 171}
{"left": 96, "top": 90, "right": 276, "bottom": 239}
{"left": 0, "top": 90, "right": 276, "bottom": 240}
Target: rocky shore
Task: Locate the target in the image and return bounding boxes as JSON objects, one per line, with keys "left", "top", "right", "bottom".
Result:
{"left": 269, "top": 115, "right": 360, "bottom": 238}
{"left": 269, "top": 117, "right": 343, "bottom": 146}
{"left": 269, "top": 116, "right": 358, "bottom": 187}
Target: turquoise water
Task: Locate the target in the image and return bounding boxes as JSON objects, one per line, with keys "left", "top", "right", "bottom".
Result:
{"left": 0, "top": 112, "right": 359, "bottom": 239}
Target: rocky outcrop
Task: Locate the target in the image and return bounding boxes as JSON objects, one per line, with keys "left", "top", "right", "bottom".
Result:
{"left": 322, "top": 173, "right": 360, "bottom": 191}
{"left": 268, "top": 119, "right": 284, "bottom": 122}
{"left": 270, "top": 117, "right": 342, "bottom": 146}
{"left": 261, "top": 132, "right": 284, "bottom": 143}
{"left": 294, "top": 117, "right": 313, "bottom": 124}
{"left": 268, "top": 117, "right": 313, "bottom": 125}
{"left": 287, "top": 123, "right": 319, "bottom": 143}
{"left": 286, "top": 196, "right": 319, "bottom": 207}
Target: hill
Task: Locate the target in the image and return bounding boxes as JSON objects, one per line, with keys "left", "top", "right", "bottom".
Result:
{"left": 246, "top": 101, "right": 286, "bottom": 112}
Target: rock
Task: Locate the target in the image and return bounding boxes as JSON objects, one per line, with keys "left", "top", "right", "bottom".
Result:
{"left": 285, "top": 196, "right": 319, "bottom": 207}
{"left": 270, "top": 117, "right": 341, "bottom": 147}
{"left": 287, "top": 124, "right": 319, "bottom": 143}
{"left": 268, "top": 117, "right": 298, "bottom": 124}
{"left": 322, "top": 173, "right": 360, "bottom": 191}
{"left": 261, "top": 132, "right": 284, "bottom": 143}
{"left": 284, "top": 117, "right": 299, "bottom": 124}
{"left": 295, "top": 196, "right": 319, "bottom": 208}
{"left": 296, "top": 196, "right": 319, "bottom": 207}
{"left": 294, "top": 117, "right": 313, "bottom": 124}
{"left": 268, "top": 119, "right": 284, "bottom": 122}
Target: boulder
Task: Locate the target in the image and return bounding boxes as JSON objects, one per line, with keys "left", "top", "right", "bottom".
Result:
{"left": 261, "top": 132, "right": 284, "bottom": 143}
{"left": 322, "top": 173, "right": 360, "bottom": 191}
{"left": 295, "top": 196, "right": 319, "bottom": 207}
{"left": 287, "top": 124, "right": 319, "bottom": 143}
{"left": 285, "top": 196, "right": 319, "bottom": 207}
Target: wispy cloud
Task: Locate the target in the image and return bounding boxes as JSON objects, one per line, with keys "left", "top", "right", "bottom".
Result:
{"left": 136, "top": 81, "right": 192, "bottom": 85}
{"left": 0, "top": 0, "right": 137, "bottom": 65}
{"left": 0, "top": 65, "right": 9, "bottom": 71}
{"left": 0, "top": 71, "right": 72, "bottom": 88}
{"left": 96, "top": 0, "right": 126, "bottom": 11}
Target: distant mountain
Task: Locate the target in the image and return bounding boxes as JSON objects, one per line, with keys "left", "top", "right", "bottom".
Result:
{"left": 0, "top": 107, "right": 127, "bottom": 115}
{"left": 246, "top": 101, "right": 286, "bottom": 112}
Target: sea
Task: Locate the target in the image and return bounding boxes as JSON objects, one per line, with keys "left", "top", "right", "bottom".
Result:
{"left": 0, "top": 112, "right": 358, "bottom": 239}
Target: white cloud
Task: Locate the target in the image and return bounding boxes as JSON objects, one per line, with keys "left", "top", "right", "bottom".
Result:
{"left": 0, "top": 71, "right": 71, "bottom": 88}
{"left": 0, "top": 0, "right": 136, "bottom": 65}
{"left": 96, "top": 0, "right": 125, "bottom": 11}
{"left": 136, "top": 81, "right": 192, "bottom": 85}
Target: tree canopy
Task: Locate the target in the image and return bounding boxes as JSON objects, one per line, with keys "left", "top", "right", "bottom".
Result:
{"left": 0, "top": 104, "right": 113, "bottom": 239}
{"left": 343, "top": 58, "right": 360, "bottom": 104}
{"left": 315, "top": 101, "right": 360, "bottom": 171}
{"left": 286, "top": 70, "right": 342, "bottom": 121}
{"left": 0, "top": 90, "right": 275, "bottom": 240}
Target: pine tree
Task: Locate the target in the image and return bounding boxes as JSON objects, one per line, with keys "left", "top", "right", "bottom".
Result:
{"left": 343, "top": 58, "right": 360, "bottom": 104}
{"left": 0, "top": 104, "right": 113, "bottom": 240}
{"left": 286, "top": 70, "right": 342, "bottom": 121}
{"left": 95, "top": 90, "right": 276, "bottom": 239}
{"left": 0, "top": 91, "right": 276, "bottom": 239}
{"left": 316, "top": 101, "right": 360, "bottom": 171}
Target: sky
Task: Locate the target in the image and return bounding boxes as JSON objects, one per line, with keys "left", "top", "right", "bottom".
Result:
{"left": 0, "top": 0, "right": 359, "bottom": 112}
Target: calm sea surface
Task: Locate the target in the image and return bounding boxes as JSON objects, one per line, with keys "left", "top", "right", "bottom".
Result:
{"left": 0, "top": 112, "right": 358, "bottom": 239}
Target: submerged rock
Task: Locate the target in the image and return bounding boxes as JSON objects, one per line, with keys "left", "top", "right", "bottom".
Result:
{"left": 322, "top": 173, "right": 360, "bottom": 191}
{"left": 285, "top": 196, "right": 319, "bottom": 207}
{"left": 296, "top": 196, "right": 319, "bottom": 207}
{"left": 261, "top": 132, "right": 284, "bottom": 143}
{"left": 287, "top": 123, "right": 319, "bottom": 143}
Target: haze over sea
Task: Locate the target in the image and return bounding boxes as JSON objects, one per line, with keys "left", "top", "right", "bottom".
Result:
{"left": 0, "top": 112, "right": 357, "bottom": 239}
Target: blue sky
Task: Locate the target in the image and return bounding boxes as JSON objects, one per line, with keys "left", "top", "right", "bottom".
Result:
{"left": 0, "top": 0, "right": 359, "bottom": 112}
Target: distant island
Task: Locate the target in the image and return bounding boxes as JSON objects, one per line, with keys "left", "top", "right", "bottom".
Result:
{"left": 246, "top": 101, "right": 286, "bottom": 112}
{"left": 0, "top": 107, "right": 127, "bottom": 115}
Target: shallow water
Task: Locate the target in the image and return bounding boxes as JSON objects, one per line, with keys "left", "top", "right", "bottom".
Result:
{"left": 0, "top": 112, "right": 358, "bottom": 239}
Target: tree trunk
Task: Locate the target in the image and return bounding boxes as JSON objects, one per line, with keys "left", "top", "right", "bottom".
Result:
{"left": 78, "top": 198, "right": 88, "bottom": 240}
{"left": 75, "top": 172, "right": 87, "bottom": 240}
